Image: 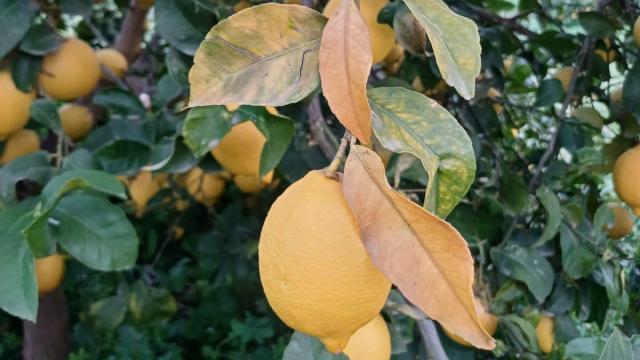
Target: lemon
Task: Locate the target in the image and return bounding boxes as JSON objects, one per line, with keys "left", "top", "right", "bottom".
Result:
{"left": 212, "top": 121, "right": 266, "bottom": 175}
{"left": 36, "top": 253, "right": 65, "bottom": 295}
{"left": 613, "top": 145, "right": 640, "bottom": 216}
{"left": 259, "top": 171, "right": 391, "bottom": 353}
{"left": 126, "top": 171, "right": 167, "bottom": 216}
{"left": 96, "top": 48, "right": 128, "bottom": 79}
{"left": 234, "top": 171, "right": 274, "bottom": 194}
{"left": 554, "top": 67, "right": 574, "bottom": 92}
{"left": 536, "top": 314, "right": 554, "bottom": 354}
{"left": 604, "top": 204, "right": 634, "bottom": 239}
{"left": 344, "top": 314, "right": 391, "bottom": 360}
{"left": 39, "top": 38, "right": 101, "bottom": 100}
{"left": 0, "top": 129, "right": 40, "bottom": 165}
{"left": 59, "top": 104, "right": 94, "bottom": 141}
{"left": 0, "top": 71, "right": 36, "bottom": 140}
{"left": 323, "top": 0, "right": 395, "bottom": 63}
{"left": 233, "top": 0, "right": 251, "bottom": 12}
{"left": 184, "top": 167, "right": 226, "bottom": 205}
{"left": 443, "top": 297, "right": 498, "bottom": 347}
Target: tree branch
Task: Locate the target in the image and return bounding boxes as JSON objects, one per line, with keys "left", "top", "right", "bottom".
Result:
{"left": 307, "top": 95, "right": 337, "bottom": 159}
{"left": 114, "top": 1, "right": 150, "bottom": 62}
{"left": 417, "top": 319, "right": 450, "bottom": 360}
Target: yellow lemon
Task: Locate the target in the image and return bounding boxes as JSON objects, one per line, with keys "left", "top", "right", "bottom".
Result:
{"left": 613, "top": 145, "right": 640, "bottom": 216}
{"left": 184, "top": 167, "right": 226, "bottom": 205}
{"left": 212, "top": 121, "right": 266, "bottom": 175}
{"left": 96, "top": 48, "right": 128, "bottom": 79}
{"left": 234, "top": 171, "right": 274, "bottom": 194}
{"left": 344, "top": 314, "right": 391, "bottom": 360}
{"left": 259, "top": 171, "right": 391, "bottom": 353}
{"left": 36, "top": 253, "right": 65, "bottom": 295}
{"left": 39, "top": 38, "right": 101, "bottom": 100}
{"left": 324, "top": 0, "right": 395, "bottom": 63}
{"left": 536, "top": 314, "right": 554, "bottom": 354}
{"left": 0, "top": 129, "right": 40, "bottom": 165}
{"left": 0, "top": 71, "right": 36, "bottom": 140}
{"left": 127, "top": 171, "right": 167, "bottom": 216}
{"left": 603, "top": 204, "right": 634, "bottom": 239}
{"left": 59, "top": 104, "right": 94, "bottom": 141}
{"left": 443, "top": 297, "right": 498, "bottom": 347}
{"left": 554, "top": 67, "right": 574, "bottom": 92}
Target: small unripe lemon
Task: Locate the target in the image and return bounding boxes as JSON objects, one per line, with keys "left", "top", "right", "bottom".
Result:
{"left": 613, "top": 145, "right": 640, "bottom": 216}
{"left": 554, "top": 67, "right": 574, "bottom": 92}
{"left": 96, "top": 48, "right": 128, "bottom": 79}
{"left": 39, "top": 38, "right": 101, "bottom": 100}
{"left": 184, "top": 167, "right": 226, "bottom": 205}
{"left": 536, "top": 314, "right": 554, "bottom": 354}
{"left": 344, "top": 315, "right": 391, "bottom": 360}
{"left": 603, "top": 204, "right": 634, "bottom": 239}
{"left": 36, "top": 253, "right": 65, "bottom": 295}
{"left": 234, "top": 171, "right": 273, "bottom": 194}
{"left": 324, "top": 0, "right": 395, "bottom": 63}
{"left": 259, "top": 171, "right": 391, "bottom": 353}
{"left": 0, "top": 129, "right": 40, "bottom": 165}
{"left": 0, "top": 71, "right": 36, "bottom": 140}
{"left": 59, "top": 104, "right": 94, "bottom": 141}
{"left": 127, "top": 171, "right": 167, "bottom": 216}
{"left": 443, "top": 297, "right": 498, "bottom": 347}
{"left": 634, "top": 17, "right": 640, "bottom": 47}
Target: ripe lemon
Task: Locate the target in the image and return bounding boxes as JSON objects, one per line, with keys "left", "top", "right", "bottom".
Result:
{"left": 323, "top": 0, "right": 395, "bottom": 63}
{"left": 234, "top": 171, "right": 274, "bottom": 194}
{"left": 184, "top": 167, "right": 226, "bottom": 205}
{"left": 634, "top": 16, "right": 640, "bottom": 47}
{"left": 39, "top": 38, "right": 101, "bottom": 100}
{"left": 259, "top": 171, "right": 391, "bottom": 353}
{"left": 233, "top": 0, "right": 251, "bottom": 12}
{"left": 127, "top": 171, "right": 167, "bottom": 216}
{"left": 212, "top": 121, "right": 266, "bottom": 175}
{"left": 443, "top": 297, "right": 498, "bottom": 347}
{"left": 536, "top": 314, "right": 554, "bottom": 354}
{"left": 344, "top": 314, "right": 391, "bottom": 360}
{"left": 613, "top": 145, "right": 640, "bottom": 216}
{"left": 554, "top": 67, "right": 574, "bottom": 92}
{"left": 604, "top": 204, "right": 634, "bottom": 239}
{"left": 59, "top": 104, "right": 94, "bottom": 141}
{"left": 0, "top": 71, "right": 36, "bottom": 140}
{"left": 96, "top": 48, "right": 128, "bottom": 79}
{"left": 0, "top": 129, "right": 40, "bottom": 165}
{"left": 36, "top": 253, "right": 65, "bottom": 295}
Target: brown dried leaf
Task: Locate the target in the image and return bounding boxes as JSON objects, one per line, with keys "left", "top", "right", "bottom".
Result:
{"left": 342, "top": 145, "right": 496, "bottom": 350}
{"left": 319, "top": 0, "right": 372, "bottom": 144}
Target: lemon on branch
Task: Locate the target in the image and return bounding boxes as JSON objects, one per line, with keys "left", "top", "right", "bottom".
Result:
{"left": 613, "top": 145, "right": 640, "bottom": 216}
{"left": 59, "top": 104, "right": 94, "bottom": 141}
{"left": 36, "top": 253, "right": 65, "bottom": 295}
{"left": 0, "top": 71, "right": 36, "bottom": 140}
{"left": 96, "top": 48, "right": 129, "bottom": 79}
{"left": 344, "top": 314, "right": 391, "bottom": 360}
{"left": 0, "top": 129, "right": 40, "bottom": 165}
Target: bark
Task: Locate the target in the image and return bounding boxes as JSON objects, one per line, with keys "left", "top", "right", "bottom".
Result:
{"left": 22, "top": 289, "right": 70, "bottom": 360}
{"left": 114, "top": 1, "right": 150, "bottom": 63}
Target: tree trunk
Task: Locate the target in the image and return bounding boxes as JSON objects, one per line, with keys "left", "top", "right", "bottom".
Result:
{"left": 22, "top": 289, "right": 70, "bottom": 360}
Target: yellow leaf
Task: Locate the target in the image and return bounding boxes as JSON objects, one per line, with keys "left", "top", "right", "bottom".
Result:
{"left": 319, "top": 0, "right": 373, "bottom": 144}
{"left": 342, "top": 145, "right": 496, "bottom": 350}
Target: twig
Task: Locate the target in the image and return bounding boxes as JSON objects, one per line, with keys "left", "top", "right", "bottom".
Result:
{"left": 417, "top": 319, "right": 450, "bottom": 360}
{"left": 307, "top": 95, "right": 337, "bottom": 159}
{"left": 460, "top": 4, "right": 537, "bottom": 37}
{"left": 114, "top": 1, "right": 150, "bottom": 62}
{"left": 324, "top": 131, "right": 351, "bottom": 177}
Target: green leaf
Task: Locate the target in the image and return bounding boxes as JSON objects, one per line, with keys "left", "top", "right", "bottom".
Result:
{"left": 146, "top": 137, "right": 199, "bottom": 173}
{"left": 282, "top": 332, "right": 348, "bottom": 360}
{"left": 93, "top": 88, "right": 146, "bottom": 117}
{"left": 62, "top": 149, "right": 95, "bottom": 171}
{"left": 368, "top": 87, "right": 475, "bottom": 217}
{"left": 0, "top": 152, "right": 53, "bottom": 207}
{"left": 26, "top": 211, "right": 55, "bottom": 258}
{"left": 0, "top": 0, "right": 36, "bottom": 59}
{"left": 566, "top": 337, "right": 605, "bottom": 360}
{"left": 94, "top": 141, "right": 152, "bottom": 175}
{"left": 237, "top": 106, "right": 295, "bottom": 178}
{"left": 535, "top": 79, "right": 564, "bottom": 107}
{"left": 622, "top": 59, "right": 640, "bottom": 117}
{"left": 153, "top": 73, "right": 184, "bottom": 108}
{"left": 499, "top": 314, "right": 539, "bottom": 353}
{"left": 599, "top": 329, "right": 632, "bottom": 360}
{"left": 559, "top": 225, "right": 598, "bottom": 279}
{"left": 155, "top": 0, "right": 213, "bottom": 56}
{"left": 30, "top": 99, "right": 62, "bottom": 131}
{"left": 0, "top": 204, "right": 38, "bottom": 321}
{"left": 128, "top": 281, "right": 177, "bottom": 324}
{"left": 89, "top": 293, "right": 128, "bottom": 330}
{"left": 165, "top": 47, "right": 191, "bottom": 86}
{"left": 491, "top": 244, "right": 553, "bottom": 303}
{"left": 41, "top": 169, "right": 127, "bottom": 211}
{"left": 534, "top": 186, "right": 562, "bottom": 246}
{"left": 593, "top": 263, "right": 629, "bottom": 313}
{"left": 402, "top": 0, "right": 481, "bottom": 99}
{"left": 577, "top": 12, "right": 618, "bottom": 38}
{"left": 11, "top": 52, "right": 42, "bottom": 92}
{"left": 59, "top": 0, "right": 92, "bottom": 17}
{"left": 183, "top": 106, "right": 232, "bottom": 157}
{"left": 188, "top": 3, "right": 327, "bottom": 107}
{"left": 498, "top": 168, "right": 528, "bottom": 215}
{"left": 19, "top": 24, "right": 62, "bottom": 56}
{"left": 52, "top": 194, "right": 138, "bottom": 271}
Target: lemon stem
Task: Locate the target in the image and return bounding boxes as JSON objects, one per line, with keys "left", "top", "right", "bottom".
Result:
{"left": 324, "top": 131, "right": 352, "bottom": 177}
